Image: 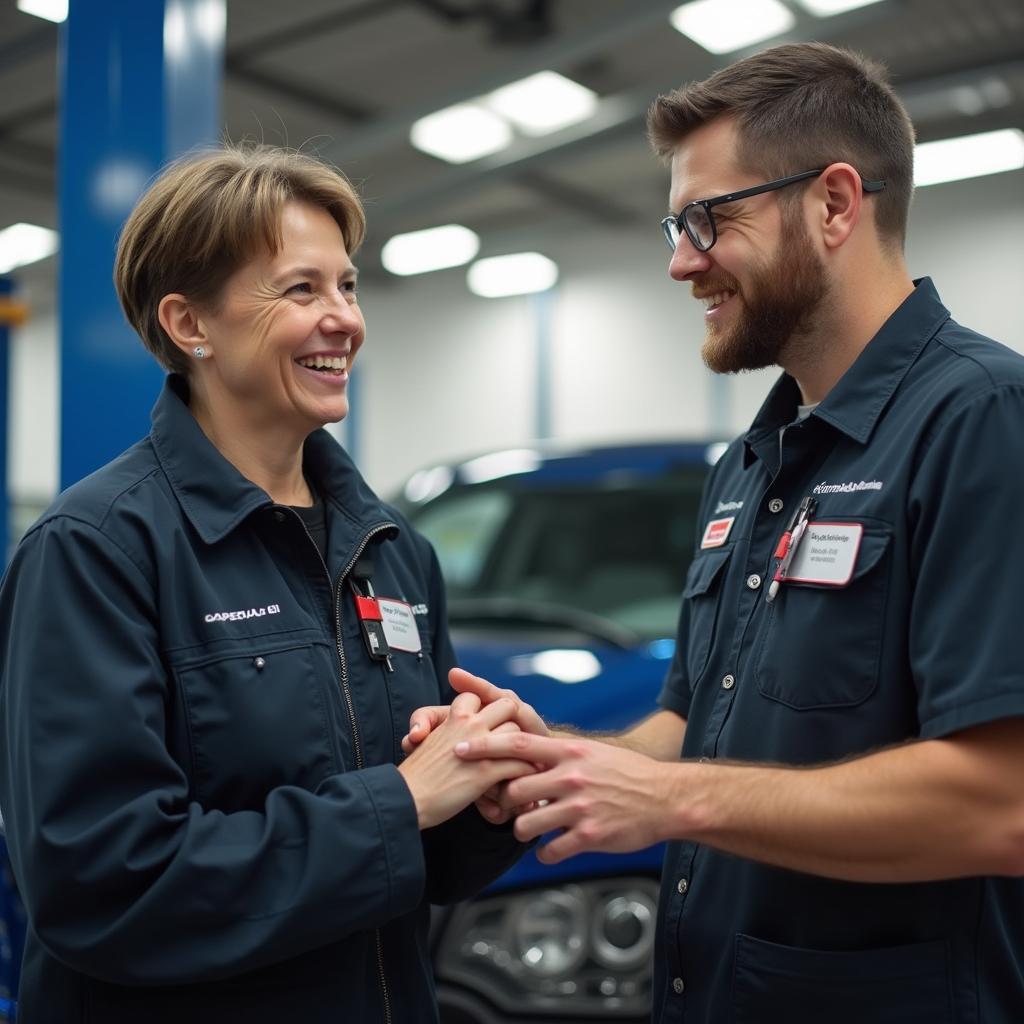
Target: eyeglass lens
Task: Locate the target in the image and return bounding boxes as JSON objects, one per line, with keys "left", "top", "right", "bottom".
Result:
{"left": 684, "top": 205, "right": 714, "bottom": 250}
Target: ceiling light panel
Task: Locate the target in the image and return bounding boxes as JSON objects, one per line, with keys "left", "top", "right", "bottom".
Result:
{"left": 486, "top": 72, "right": 598, "bottom": 137}
{"left": 669, "top": 0, "right": 795, "bottom": 55}
{"left": 914, "top": 129, "right": 1024, "bottom": 188}
{"left": 794, "top": 0, "right": 886, "bottom": 15}
{"left": 16, "top": 0, "right": 68, "bottom": 22}
{"left": 381, "top": 225, "right": 480, "bottom": 277}
{"left": 0, "top": 223, "right": 59, "bottom": 274}
{"left": 467, "top": 253, "right": 559, "bottom": 298}
{"left": 410, "top": 104, "right": 513, "bottom": 164}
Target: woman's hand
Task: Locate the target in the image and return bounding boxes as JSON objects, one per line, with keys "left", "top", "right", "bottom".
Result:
{"left": 401, "top": 668, "right": 549, "bottom": 753}
{"left": 396, "top": 692, "right": 537, "bottom": 830}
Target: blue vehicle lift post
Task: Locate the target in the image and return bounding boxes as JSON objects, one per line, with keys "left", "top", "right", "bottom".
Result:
{"left": 58, "top": 0, "right": 225, "bottom": 488}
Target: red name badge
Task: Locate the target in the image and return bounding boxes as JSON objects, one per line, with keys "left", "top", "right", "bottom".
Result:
{"left": 701, "top": 516, "right": 735, "bottom": 549}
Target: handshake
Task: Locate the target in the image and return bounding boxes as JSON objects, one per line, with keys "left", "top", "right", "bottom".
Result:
{"left": 396, "top": 668, "right": 669, "bottom": 864}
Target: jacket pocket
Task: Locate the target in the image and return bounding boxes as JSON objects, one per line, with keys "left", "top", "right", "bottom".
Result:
{"left": 682, "top": 547, "right": 732, "bottom": 684}
{"left": 176, "top": 639, "right": 335, "bottom": 810}
{"left": 733, "top": 933, "right": 953, "bottom": 1024}
{"left": 755, "top": 525, "right": 891, "bottom": 709}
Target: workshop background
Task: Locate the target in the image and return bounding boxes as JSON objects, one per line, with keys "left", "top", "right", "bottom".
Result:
{"left": 1, "top": 0, "right": 1023, "bottom": 550}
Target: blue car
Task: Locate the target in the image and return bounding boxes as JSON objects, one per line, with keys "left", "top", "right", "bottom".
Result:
{"left": 395, "top": 440, "right": 719, "bottom": 1023}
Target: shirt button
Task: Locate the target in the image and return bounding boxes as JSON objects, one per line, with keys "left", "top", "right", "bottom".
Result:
{"left": 676, "top": 878, "right": 689, "bottom": 894}
{"left": 722, "top": 674, "right": 735, "bottom": 690}
{"left": 768, "top": 498, "right": 784, "bottom": 513}
{"left": 673, "top": 977, "right": 685, "bottom": 994}
{"left": 746, "top": 573, "right": 762, "bottom": 590}
{"left": 253, "top": 657, "right": 266, "bottom": 670}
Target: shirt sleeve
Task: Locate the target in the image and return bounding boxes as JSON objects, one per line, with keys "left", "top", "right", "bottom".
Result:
{"left": 416, "top": 541, "right": 528, "bottom": 904}
{"left": 657, "top": 596, "right": 694, "bottom": 718}
{"left": 909, "top": 382, "right": 1024, "bottom": 737}
{"left": 0, "top": 517, "right": 425, "bottom": 985}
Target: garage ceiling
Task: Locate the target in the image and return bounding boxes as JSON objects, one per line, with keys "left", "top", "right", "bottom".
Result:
{"left": 0, "top": 0, "right": 1022, "bottom": 294}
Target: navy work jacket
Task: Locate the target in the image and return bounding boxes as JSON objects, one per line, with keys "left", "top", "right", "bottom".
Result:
{"left": 656, "top": 279, "right": 1024, "bottom": 1023}
{"left": 0, "top": 376, "right": 523, "bottom": 1023}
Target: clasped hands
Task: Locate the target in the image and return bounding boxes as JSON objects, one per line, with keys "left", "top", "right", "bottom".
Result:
{"left": 399, "top": 668, "right": 669, "bottom": 863}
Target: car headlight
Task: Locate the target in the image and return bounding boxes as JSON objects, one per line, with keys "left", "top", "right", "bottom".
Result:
{"left": 435, "top": 878, "right": 658, "bottom": 1016}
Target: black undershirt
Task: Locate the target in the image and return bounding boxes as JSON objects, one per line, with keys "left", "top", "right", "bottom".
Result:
{"left": 289, "top": 494, "right": 327, "bottom": 561}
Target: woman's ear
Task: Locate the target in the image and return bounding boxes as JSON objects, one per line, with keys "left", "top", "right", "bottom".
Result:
{"left": 158, "top": 294, "right": 212, "bottom": 361}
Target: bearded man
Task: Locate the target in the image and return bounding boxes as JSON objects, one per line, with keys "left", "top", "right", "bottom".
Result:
{"left": 414, "top": 42, "right": 1024, "bottom": 1024}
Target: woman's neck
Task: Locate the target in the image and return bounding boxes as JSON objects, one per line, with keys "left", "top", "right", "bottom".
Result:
{"left": 189, "top": 397, "right": 315, "bottom": 507}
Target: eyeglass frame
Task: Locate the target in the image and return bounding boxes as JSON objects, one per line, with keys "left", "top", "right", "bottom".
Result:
{"left": 661, "top": 168, "right": 887, "bottom": 253}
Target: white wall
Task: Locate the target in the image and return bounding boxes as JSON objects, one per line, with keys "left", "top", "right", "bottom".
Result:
{"left": 7, "top": 168, "right": 1024, "bottom": 508}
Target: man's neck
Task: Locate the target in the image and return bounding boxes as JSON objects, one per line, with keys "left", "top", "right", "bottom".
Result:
{"left": 787, "top": 261, "right": 915, "bottom": 405}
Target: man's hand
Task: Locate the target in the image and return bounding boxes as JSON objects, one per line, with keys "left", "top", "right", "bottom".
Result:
{"left": 454, "top": 731, "right": 674, "bottom": 863}
{"left": 396, "top": 692, "right": 538, "bottom": 830}
{"left": 401, "top": 668, "right": 549, "bottom": 753}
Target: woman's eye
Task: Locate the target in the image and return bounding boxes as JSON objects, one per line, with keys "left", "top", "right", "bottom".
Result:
{"left": 287, "top": 282, "right": 313, "bottom": 295}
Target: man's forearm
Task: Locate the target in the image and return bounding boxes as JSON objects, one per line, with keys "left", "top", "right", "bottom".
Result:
{"left": 672, "top": 718, "right": 1024, "bottom": 882}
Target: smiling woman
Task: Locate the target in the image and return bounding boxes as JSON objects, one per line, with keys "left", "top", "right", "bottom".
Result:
{"left": 0, "top": 145, "right": 532, "bottom": 1023}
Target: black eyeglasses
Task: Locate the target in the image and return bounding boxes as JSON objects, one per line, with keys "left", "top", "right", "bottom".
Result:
{"left": 661, "top": 169, "right": 887, "bottom": 253}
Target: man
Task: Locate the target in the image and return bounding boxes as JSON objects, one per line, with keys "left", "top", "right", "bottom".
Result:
{"left": 411, "top": 42, "right": 1024, "bottom": 1023}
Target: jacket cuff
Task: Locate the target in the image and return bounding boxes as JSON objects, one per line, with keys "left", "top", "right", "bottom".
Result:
{"left": 354, "top": 763, "right": 426, "bottom": 918}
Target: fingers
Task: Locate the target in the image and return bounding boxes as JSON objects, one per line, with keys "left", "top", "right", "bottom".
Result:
{"left": 450, "top": 668, "right": 550, "bottom": 738}
{"left": 402, "top": 704, "right": 450, "bottom": 752}
{"left": 455, "top": 731, "right": 569, "bottom": 764}
{"left": 449, "top": 667, "right": 507, "bottom": 703}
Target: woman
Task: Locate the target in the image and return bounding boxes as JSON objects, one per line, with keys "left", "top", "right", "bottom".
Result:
{"left": 0, "top": 145, "right": 531, "bottom": 1023}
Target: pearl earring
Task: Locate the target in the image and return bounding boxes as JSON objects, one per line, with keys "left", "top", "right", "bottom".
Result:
{"left": 193, "top": 345, "right": 206, "bottom": 359}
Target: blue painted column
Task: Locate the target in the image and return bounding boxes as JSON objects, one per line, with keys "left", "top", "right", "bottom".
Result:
{"left": 58, "top": 0, "right": 224, "bottom": 488}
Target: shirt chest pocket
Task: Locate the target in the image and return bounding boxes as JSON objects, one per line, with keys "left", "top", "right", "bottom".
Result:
{"left": 755, "top": 526, "right": 892, "bottom": 709}
{"left": 682, "top": 547, "right": 733, "bottom": 686}
{"left": 174, "top": 638, "right": 335, "bottom": 810}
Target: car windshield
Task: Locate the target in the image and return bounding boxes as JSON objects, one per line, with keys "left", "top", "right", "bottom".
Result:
{"left": 404, "top": 466, "right": 706, "bottom": 642}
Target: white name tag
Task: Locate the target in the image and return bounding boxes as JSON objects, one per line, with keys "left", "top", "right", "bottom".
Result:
{"left": 377, "top": 598, "right": 423, "bottom": 653}
{"left": 785, "top": 522, "right": 863, "bottom": 586}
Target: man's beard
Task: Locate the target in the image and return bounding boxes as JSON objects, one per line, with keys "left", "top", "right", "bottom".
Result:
{"left": 700, "top": 212, "right": 830, "bottom": 375}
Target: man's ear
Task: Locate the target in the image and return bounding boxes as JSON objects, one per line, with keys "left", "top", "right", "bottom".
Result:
{"left": 158, "top": 294, "right": 211, "bottom": 361}
{"left": 814, "top": 163, "right": 864, "bottom": 251}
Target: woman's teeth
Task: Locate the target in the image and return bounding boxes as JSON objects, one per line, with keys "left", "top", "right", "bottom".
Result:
{"left": 297, "top": 355, "right": 347, "bottom": 373}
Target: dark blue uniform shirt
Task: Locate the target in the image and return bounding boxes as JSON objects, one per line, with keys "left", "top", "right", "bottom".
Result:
{"left": 656, "top": 279, "right": 1024, "bottom": 1024}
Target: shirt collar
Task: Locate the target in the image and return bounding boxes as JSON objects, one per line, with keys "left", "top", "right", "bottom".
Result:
{"left": 743, "top": 277, "right": 950, "bottom": 466}
{"left": 149, "top": 375, "right": 392, "bottom": 544}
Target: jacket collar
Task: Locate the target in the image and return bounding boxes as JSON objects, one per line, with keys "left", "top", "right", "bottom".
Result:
{"left": 149, "top": 375, "right": 393, "bottom": 544}
{"left": 743, "top": 277, "right": 950, "bottom": 467}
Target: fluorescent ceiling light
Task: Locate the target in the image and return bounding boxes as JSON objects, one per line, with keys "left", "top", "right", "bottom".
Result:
{"left": 381, "top": 224, "right": 480, "bottom": 276}
{"left": 794, "top": 0, "right": 885, "bottom": 15}
{"left": 914, "top": 129, "right": 1024, "bottom": 187}
{"left": 410, "top": 104, "right": 513, "bottom": 164}
{"left": 486, "top": 71, "right": 598, "bottom": 137}
{"left": 669, "top": 0, "right": 795, "bottom": 54}
{"left": 468, "top": 253, "right": 558, "bottom": 298}
{"left": 0, "top": 223, "right": 59, "bottom": 273}
{"left": 17, "top": 0, "right": 67, "bottom": 22}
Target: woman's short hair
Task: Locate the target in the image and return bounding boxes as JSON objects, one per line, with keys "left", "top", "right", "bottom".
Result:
{"left": 114, "top": 145, "right": 366, "bottom": 375}
{"left": 647, "top": 42, "right": 915, "bottom": 250}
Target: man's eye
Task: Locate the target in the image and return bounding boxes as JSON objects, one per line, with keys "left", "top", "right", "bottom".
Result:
{"left": 287, "top": 282, "right": 313, "bottom": 295}
{"left": 341, "top": 280, "right": 358, "bottom": 294}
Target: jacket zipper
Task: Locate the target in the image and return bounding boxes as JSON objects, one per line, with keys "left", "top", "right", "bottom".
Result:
{"left": 285, "top": 509, "right": 397, "bottom": 1024}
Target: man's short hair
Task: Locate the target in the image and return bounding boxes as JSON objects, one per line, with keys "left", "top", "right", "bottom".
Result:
{"left": 114, "top": 144, "right": 366, "bottom": 375}
{"left": 647, "top": 42, "right": 915, "bottom": 248}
